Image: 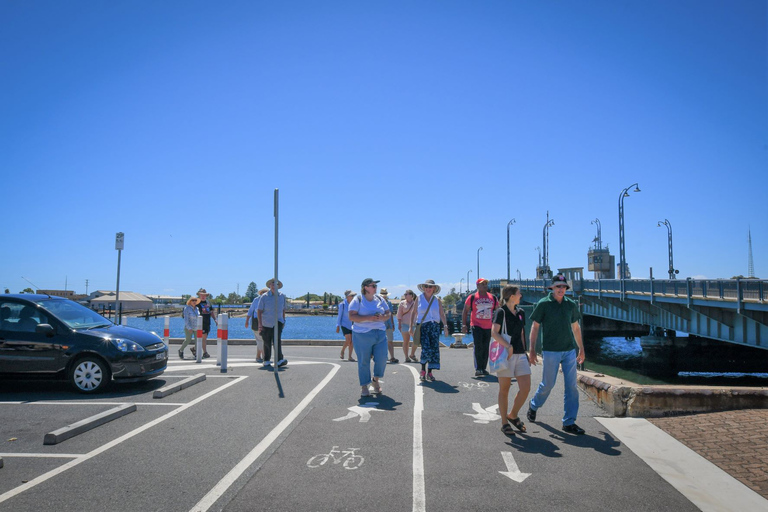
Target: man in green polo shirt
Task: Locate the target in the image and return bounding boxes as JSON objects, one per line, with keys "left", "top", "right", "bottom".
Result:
{"left": 526, "top": 274, "right": 586, "bottom": 435}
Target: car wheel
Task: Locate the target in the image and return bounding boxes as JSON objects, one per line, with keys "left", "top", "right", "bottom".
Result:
{"left": 69, "top": 356, "right": 111, "bottom": 393}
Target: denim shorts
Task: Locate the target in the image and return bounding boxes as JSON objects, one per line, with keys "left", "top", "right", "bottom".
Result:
{"left": 496, "top": 353, "right": 532, "bottom": 378}
{"left": 400, "top": 323, "right": 410, "bottom": 332}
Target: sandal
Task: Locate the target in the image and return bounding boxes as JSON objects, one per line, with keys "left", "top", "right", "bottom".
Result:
{"left": 348, "top": 357, "right": 356, "bottom": 362}
{"left": 501, "top": 423, "right": 516, "bottom": 436}
{"left": 508, "top": 417, "right": 527, "bottom": 433}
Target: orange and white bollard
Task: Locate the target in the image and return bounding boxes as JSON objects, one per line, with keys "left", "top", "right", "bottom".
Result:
{"left": 217, "top": 314, "right": 228, "bottom": 372}
{"left": 163, "top": 315, "right": 170, "bottom": 348}
{"left": 196, "top": 316, "right": 203, "bottom": 363}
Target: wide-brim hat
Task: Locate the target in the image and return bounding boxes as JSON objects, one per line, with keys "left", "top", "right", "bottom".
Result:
{"left": 258, "top": 288, "right": 269, "bottom": 295}
{"left": 187, "top": 297, "right": 200, "bottom": 306}
{"left": 417, "top": 280, "right": 441, "bottom": 294}
{"left": 344, "top": 289, "right": 356, "bottom": 298}
{"left": 548, "top": 274, "right": 571, "bottom": 289}
{"left": 197, "top": 288, "right": 208, "bottom": 295}
{"left": 266, "top": 279, "right": 283, "bottom": 289}
{"left": 380, "top": 288, "right": 389, "bottom": 295}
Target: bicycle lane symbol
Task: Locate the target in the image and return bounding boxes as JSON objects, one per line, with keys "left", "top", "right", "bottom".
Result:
{"left": 307, "top": 446, "right": 364, "bottom": 470}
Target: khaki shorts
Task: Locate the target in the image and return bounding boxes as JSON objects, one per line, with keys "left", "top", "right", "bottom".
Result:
{"left": 496, "top": 353, "right": 532, "bottom": 378}
{"left": 385, "top": 328, "right": 394, "bottom": 343}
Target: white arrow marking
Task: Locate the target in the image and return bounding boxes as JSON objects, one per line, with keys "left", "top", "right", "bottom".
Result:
{"left": 333, "top": 403, "right": 382, "bottom": 423}
{"left": 499, "top": 451, "right": 531, "bottom": 482}
{"left": 463, "top": 402, "right": 500, "bottom": 424}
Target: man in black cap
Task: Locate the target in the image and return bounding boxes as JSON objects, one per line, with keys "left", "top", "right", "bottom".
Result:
{"left": 526, "top": 274, "right": 586, "bottom": 435}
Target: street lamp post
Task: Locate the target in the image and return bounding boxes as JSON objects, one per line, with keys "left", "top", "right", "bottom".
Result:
{"left": 591, "top": 218, "right": 602, "bottom": 251}
{"left": 618, "top": 183, "right": 641, "bottom": 280}
{"left": 467, "top": 270, "right": 472, "bottom": 292}
{"left": 657, "top": 219, "right": 677, "bottom": 279}
{"left": 542, "top": 212, "right": 554, "bottom": 278}
{"left": 477, "top": 247, "right": 483, "bottom": 280}
{"left": 516, "top": 269, "right": 521, "bottom": 282}
{"left": 506, "top": 219, "right": 516, "bottom": 280}
{"left": 460, "top": 278, "right": 464, "bottom": 294}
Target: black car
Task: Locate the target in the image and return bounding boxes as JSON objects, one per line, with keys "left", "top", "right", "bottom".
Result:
{"left": 0, "top": 294, "right": 168, "bottom": 393}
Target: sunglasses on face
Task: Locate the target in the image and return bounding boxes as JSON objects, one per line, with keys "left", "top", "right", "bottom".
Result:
{"left": 367, "top": 284, "right": 377, "bottom": 288}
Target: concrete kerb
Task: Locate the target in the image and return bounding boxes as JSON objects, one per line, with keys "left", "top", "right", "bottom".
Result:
{"left": 0, "top": 456, "right": 3, "bottom": 469}
{"left": 578, "top": 370, "right": 768, "bottom": 417}
{"left": 43, "top": 403, "right": 137, "bottom": 445}
{"left": 153, "top": 373, "right": 206, "bottom": 399}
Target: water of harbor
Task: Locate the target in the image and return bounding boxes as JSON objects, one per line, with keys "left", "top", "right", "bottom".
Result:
{"left": 126, "top": 316, "right": 767, "bottom": 387}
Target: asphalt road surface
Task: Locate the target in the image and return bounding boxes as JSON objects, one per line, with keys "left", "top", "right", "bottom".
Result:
{"left": 0, "top": 345, "right": 752, "bottom": 511}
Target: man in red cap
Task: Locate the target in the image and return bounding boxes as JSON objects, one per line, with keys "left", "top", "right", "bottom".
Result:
{"left": 462, "top": 278, "right": 499, "bottom": 377}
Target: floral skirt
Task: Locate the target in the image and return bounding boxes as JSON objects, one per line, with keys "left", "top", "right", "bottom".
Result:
{"left": 419, "top": 321, "right": 441, "bottom": 370}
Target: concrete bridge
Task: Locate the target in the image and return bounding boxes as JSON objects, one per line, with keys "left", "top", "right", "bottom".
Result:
{"left": 489, "top": 275, "right": 768, "bottom": 351}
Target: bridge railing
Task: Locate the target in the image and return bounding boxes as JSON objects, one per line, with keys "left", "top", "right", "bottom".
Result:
{"left": 510, "top": 278, "right": 766, "bottom": 304}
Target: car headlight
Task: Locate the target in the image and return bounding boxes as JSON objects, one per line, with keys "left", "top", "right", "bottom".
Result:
{"left": 111, "top": 339, "right": 146, "bottom": 352}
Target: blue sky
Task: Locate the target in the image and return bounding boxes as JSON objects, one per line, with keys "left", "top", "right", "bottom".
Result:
{"left": 1, "top": 1, "right": 766, "bottom": 299}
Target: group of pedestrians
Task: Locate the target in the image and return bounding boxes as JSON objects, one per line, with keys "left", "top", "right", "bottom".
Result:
{"left": 179, "top": 288, "right": 217, "bottom": 360}
{"left": 490, "top": 274, "right": 586, "bottom": 437}
{"left": 339, "top": 278, "right": 450, "bottom": 397}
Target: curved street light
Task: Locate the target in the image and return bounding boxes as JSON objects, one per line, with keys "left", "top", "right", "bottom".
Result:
{"left": 506, "top": 219, "right": 516, "bottom": 280}
{"left": 459, "top": 277, "right": 464, "bottom": 294}
{"left": 591, "top": 218, "right": 602, "bottom": 250}
{"left": 516, "top": 269, "right": 521, "bottom": 282}
{"left": 657, "top": 219, "right": 677, "bottom": 279}
{"left": 477, "top": 247, "right": 483, "bottom": 281}
{"left": 542, "top": 212, "right": 554, "bottom": 278}
{"left": 618, "top": 183, "right": 641, "bottom": 279}
{"left": 467, "top": 269, "right": 472, "bottom": 293}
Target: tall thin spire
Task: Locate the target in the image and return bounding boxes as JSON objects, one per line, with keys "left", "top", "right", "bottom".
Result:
{"left": 748, "top": 227, "right": 755, "bottom": 278}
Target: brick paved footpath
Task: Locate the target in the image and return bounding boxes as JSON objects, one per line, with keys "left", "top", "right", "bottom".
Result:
{"left": 649, "top": 409, "right": 768, "bottom": 500}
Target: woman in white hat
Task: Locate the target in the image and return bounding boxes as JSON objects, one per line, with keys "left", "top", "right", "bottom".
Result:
{"left": 411, "top": 280, "right": 449, "bottom": 381}
{"left": 348, "top": 278, "right": 391, "bottom": 396}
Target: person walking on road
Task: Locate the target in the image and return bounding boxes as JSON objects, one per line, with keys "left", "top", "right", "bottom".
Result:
{"left": 462, "top": 278, "right": 499, "bottom": 377}
{"left": 492, "top": 285, "right": 531, "bottom": 436}
{"left": 397, "top": 289, "right": 418, "bottom": 362}
{"left": 257, "top": 279, "right": 287, "bottom": 368}
{"left": 195, "top": 288, "right": 217, "bottom": 359}
{"left": 336, "top": 290, "right": 356, "bottom": 362}
{"left": 412, "top": 279, "right": 449, "bottom": 382}
{"left": 179, "top": 297, "right": 200, "bottom": 359}
{"left": 526, "top": 274, "right": 586, "bottom": 435}
{"left": 348, "top": 278, "right": 390, "bottom": 397}
{"left": 381, "top": 288, "right": 398, "bottom": 363}
{"left": 245, "top": 287, "right": 268, "bottom": 363}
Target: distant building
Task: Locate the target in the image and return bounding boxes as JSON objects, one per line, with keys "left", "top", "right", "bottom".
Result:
{"left": 89, "top": 291, "right": 154, "bottom": 312}
{"left": 36, "top": 289, "right": 74, "bottom": 298}
{"left": 145, "top": 294, "right": 183, "bottom": 305}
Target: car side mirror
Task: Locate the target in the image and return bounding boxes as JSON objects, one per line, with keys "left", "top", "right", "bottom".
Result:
{"left": 35, "top": 324, "right": 55, "bottom": 336}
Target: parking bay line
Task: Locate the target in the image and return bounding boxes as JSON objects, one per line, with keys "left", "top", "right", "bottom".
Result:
{"left": 0, "top": 375, "right": 248, "bottom": 506}
{"left": 190, "top": 361, "right": 341, "bottom": 512}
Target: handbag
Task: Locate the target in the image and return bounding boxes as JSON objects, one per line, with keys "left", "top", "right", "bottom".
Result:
{"left": 413, "top": 296, "right": 435, "bottom": 347}
{"left": 489, "top": 310, "right": 511, "bottom": 374}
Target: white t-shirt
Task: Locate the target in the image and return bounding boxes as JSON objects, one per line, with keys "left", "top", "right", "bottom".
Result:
{"left": 349, "top": 294, "right": 389, "bottom": 333}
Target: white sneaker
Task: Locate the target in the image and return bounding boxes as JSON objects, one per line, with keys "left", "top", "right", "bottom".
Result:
{"left": 263, "top": 360, "right": 272, "bottom": 366}
{"left": 371, "top": 379, "right": 381, "bottom": 394}
{"left": 277, "top": 359, "right": 287, "bottom": 367}
{"left": 361, "top": 386, "right": 370, "bottom": 397}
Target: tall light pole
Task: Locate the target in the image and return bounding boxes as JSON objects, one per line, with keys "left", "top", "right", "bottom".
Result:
{"left": 542, "top": 212, "right": 554, "bottom": 278}
{"left": 516, "top": 269, "right": 521, "bottom": 281}
{"left": 506, "top": 219, "right": 516, "bottom": 280}
{"left": 618, "top": 183, "right": 641, "bottom": 279}
{"left": 467, "top": 270, "right": 472, "bottom": 292}
{"left": 114, "top": 232, "right": 124, "bottom": 323}
{"left": 477, "top": 246, "right": 483, "bottom": 280}
{"left": 459, "top": 278, "right": 464, "bottom": 294}
{"left": 657, "top": 219, "right": 677, "bottom": 279}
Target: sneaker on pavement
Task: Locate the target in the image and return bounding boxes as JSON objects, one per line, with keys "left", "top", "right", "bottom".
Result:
{"left": 482, "top": 369, "right": 490, "bottom": 376}
{"left": 474, "top": 370, "right": 483, "bottom": 377}
{"left": 563, "top": 423, "right": 585, "bottom": 435}
{"left": 263, "top": 360, "right": 272, "bottom": 367}
{"left": 178, "top": 349, "right": 184, "bottom": 359}
{"left": 361, "top": 386, "right": 370, "bottom": 397}
{"left": 256, "top": 358, "right": 264, "bottom": 363}
{"left": 371, "top": 379, "right": 381, "bottom": 394}
{"left": 527, "top": 407, "right": 537, "bottom": 422}
{"left": 427, "top": 372, "right": 435, "bottom": 382}
{"left": 277, "top": 359, "right": 288, "bottom": 367}
{"left": 419, "top": 370, "right": 426, "bottom": 381}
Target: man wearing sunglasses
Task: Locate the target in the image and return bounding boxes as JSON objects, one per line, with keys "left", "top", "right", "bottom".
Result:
{"left": 526, "top": 274, "right": 586, "bottom": 435}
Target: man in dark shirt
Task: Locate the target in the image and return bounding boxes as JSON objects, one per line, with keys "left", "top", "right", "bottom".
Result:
{"left": 196, "top": 288, "right": 217, "bottom": 359}
{"left": 526, "top": 274, "right": 586, "bottom": 435}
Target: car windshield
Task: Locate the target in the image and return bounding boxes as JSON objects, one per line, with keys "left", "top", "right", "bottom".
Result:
{"left": 33, "top": 299, "right": 114, "bottom": 329}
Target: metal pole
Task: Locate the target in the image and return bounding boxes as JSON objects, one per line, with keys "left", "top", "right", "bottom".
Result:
{"left": 658, "top": 219, "right": 675, "bottom": 279}
{"left": 459, "top": 278, "right": 464, "bottom": 294}
{"left": 114, "top": 232, "right": 124, "bottom": 325}
{"left": 273, "top": 189, "right": 284, "bottom": 397}
{"left": 506, "top": 219, "right": 515, "bottom": 281}
{"left": 619, "top": 183, "right": 640, "bottom": 280}
{"left": 477, "top": 247, "right": 483, "bottom": 280}
{"left": 467, "top": 270, "right": 472, "bottom": 292}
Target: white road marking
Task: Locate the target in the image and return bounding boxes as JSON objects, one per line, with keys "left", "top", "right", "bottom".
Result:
{"left": 0, "top": 375, "right": 247, "bottom": 506}
{"left": 498, "top": 451, "right": 531, "bottom": 482}
{"left": 333, "top": 404, "right": 382, "bottom": 423}
{"left": 597, "top": 417, "right": 768, "bottom": 511}
{"left": 463, "top": 403, "right": 500, "bottom": 424}
{"left": 0, "top": 453, "right": 81, "bottom": 458}
{"left": 400, "top": 364, "right": 426, "bottom": 512}
{"left": 0, "top": 401, "right": 185, "bottom": 406}
{"left": 190, "top": 362, "right": 341, "bottom": 512}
